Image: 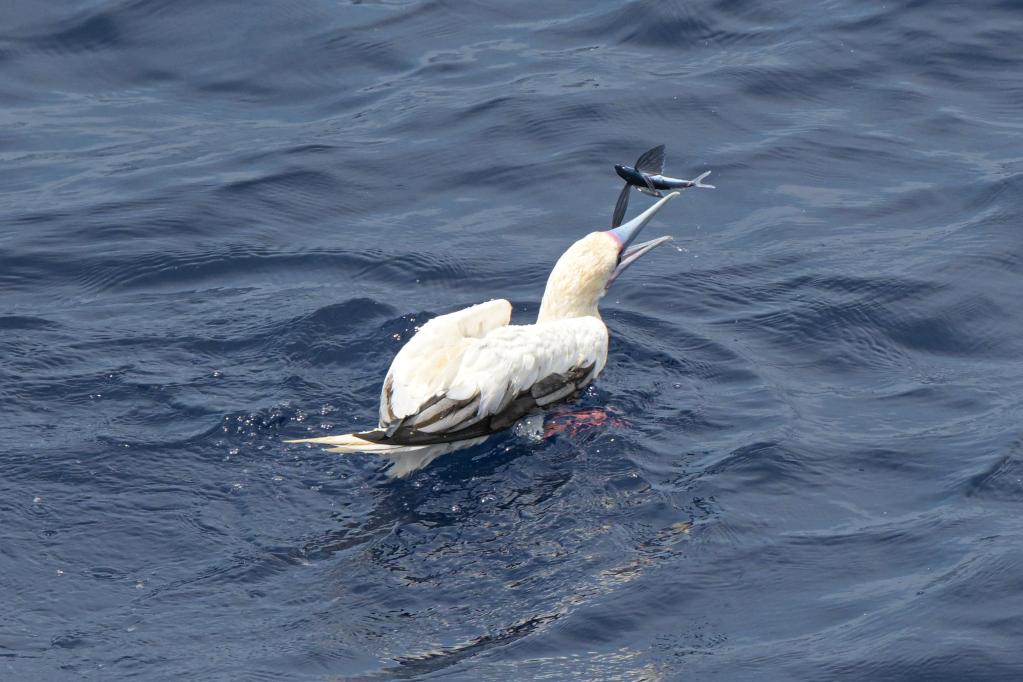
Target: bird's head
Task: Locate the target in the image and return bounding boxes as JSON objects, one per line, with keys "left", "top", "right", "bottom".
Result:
{"left": 537, "top": 192, "right": 679, "bottom": 322}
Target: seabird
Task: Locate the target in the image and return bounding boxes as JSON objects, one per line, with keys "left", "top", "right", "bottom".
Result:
{"left": 287, "top": 192, "right": 682, "bottom": 477}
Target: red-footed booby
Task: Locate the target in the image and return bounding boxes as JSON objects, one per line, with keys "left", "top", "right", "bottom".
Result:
{"left": 286, "top": 191, "right": 681, "bottom": 476}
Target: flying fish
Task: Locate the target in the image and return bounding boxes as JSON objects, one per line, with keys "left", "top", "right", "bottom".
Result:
{"left": 612, "top": 144, "right": 714, "bottom": 228}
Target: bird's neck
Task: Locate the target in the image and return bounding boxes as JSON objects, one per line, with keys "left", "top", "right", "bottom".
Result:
{"left": 537, "top": 293, "right": 601, "bottom": 322}
{"left": 537, "top": 273, "right": 603, "bottom": 322}
{"left": 536, "top": 233, "right": 613, "bottom": 323}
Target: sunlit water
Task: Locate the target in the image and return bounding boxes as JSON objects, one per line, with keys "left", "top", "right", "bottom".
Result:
{"left": 3, "top": 1, "right": 1023, "bottom": 679}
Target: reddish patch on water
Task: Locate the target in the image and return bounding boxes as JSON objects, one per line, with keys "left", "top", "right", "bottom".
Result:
{"left": 543, "top": 406, "right": 628, "bottom": 438}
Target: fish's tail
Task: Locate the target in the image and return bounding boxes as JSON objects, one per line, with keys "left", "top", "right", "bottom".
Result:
{"left": 691, "top": 170, "right": 715, "bottom": 189}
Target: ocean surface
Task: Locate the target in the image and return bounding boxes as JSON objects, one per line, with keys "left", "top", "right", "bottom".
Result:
{"left": 3, "top": 1, "right": 1022, "bottom": 679}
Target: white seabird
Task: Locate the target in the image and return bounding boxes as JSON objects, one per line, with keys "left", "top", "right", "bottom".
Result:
{"left": 287, "top": 192, "right": 681, "bottom": 476}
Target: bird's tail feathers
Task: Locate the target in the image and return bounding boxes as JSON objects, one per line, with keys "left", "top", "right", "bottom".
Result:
{"left": 285, "top": 432, "right": 490, "bottom": 478}
{"left": 284, "top": 431, "right": 404, "bottom": 454}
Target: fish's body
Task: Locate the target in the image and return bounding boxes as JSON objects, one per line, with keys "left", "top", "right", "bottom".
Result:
{"left": 614, "top": 166, "right": 713, "bottom": 193}
{"left": 611, "top": 144, "right": 714, "bottom": 228}
{"left": 287, "top": 193, "right": 683, "bottom": 476}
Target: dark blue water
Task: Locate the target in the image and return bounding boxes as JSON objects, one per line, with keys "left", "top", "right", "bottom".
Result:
{"left": 4, "top": 1, "right": 1023, "bottom": 679}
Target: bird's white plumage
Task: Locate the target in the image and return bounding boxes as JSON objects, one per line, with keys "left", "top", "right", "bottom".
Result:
{"left": 444, "top": 317, "right": 608, "bottom": 415}
{"left": 382, "top": 302, "right": 608, "bottom": 435}
{"left": 381, "top": 299, "right": 511, "bottom": 423}
{"left": 448, "top": 316, "right": 605, "bottom": 413}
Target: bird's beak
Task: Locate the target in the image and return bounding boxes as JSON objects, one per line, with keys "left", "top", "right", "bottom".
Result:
{"left": 605, "top": 191, "right": 679, "bottom": 287}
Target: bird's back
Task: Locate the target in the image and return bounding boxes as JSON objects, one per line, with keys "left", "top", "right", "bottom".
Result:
{"left": 381, "top": 299, "right": 512, "bottom": 424}
{"left": 378, "top": 302, "right": 609, "bottom": 442}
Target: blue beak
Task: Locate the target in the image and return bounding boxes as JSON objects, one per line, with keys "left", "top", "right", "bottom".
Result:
{"left": 605, "top": 191, "right": 679, "bottom": 288}
{"left": 606, "top": 191, "right": 679, "bottom": 251}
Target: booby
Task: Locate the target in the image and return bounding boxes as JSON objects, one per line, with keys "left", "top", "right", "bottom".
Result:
{"left": 612, "top": 144, "right": 714, "bottom": 228}
{"left": 286, "top": 192, "right": 681, "bottom": 477}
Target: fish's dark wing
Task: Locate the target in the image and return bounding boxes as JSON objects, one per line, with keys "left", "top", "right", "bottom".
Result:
{"left": 611, "top": 182, "right": 631, "bottom": 228}
{"left": 634, "top": 144, "right": 666, "bottom": 175}
{"left": 638, "top": 171, "right": 661, "bottom": 195}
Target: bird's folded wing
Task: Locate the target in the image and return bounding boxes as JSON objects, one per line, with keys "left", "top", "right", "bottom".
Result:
{"left": 381, "top": 299, "right": 512, "bottom": 424}
{"left": 370, "top": 316, "right": 609, "bottom": 445}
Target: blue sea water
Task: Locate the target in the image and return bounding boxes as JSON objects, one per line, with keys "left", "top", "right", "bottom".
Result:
{"left": 2, "top": 1, "right": 1023, "bottom": 679}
